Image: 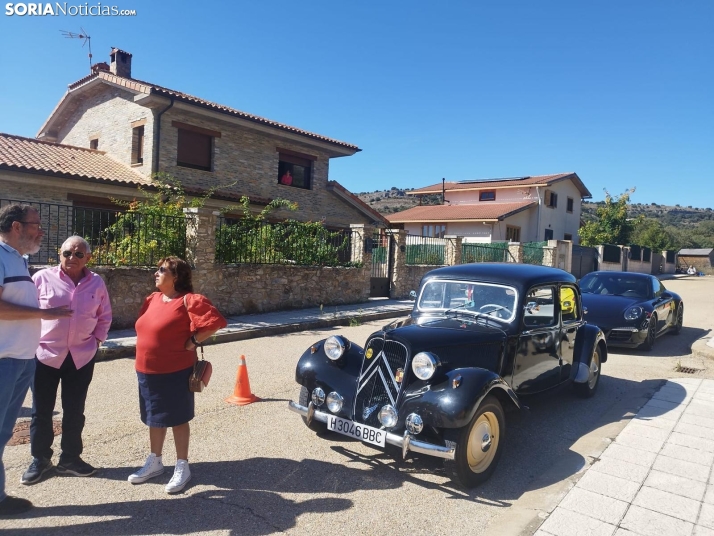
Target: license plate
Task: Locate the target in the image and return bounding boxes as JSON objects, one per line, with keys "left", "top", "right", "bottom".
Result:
{"left": 326, "top": 415, "right": 386, "bottom": 447}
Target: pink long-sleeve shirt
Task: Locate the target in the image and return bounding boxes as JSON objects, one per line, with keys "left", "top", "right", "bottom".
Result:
{"left": 33, "top": 266, "right": 112, "bottom": 369}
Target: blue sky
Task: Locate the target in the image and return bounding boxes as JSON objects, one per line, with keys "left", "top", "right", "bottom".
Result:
{"left": 1, "top": 1, "right": 712, "bottom": 208}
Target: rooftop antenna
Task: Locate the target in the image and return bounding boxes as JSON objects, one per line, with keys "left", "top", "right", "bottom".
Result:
{"left": 60, "top": 28, "right": 93, "bottom": 73}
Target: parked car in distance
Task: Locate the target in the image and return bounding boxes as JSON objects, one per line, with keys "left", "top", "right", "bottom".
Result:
{"left": 288, "top": 263, "right": 607, "bottom": 488}
{"left": 579, "top": 271, "right": 683, "bottom": 351}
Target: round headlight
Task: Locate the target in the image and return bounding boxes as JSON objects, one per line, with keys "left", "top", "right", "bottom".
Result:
{"left": 405, "top": 413, "right": 424, "bottom": 434}
{"left": 378, "top": 405, "right": 398, "bottom": 428}
{"left": 412, "top": 352, "right": 438, "bottom": 380}
{"left": 311, "top": 387, "right": 325, "bottom": 407}
{"left": 326, "top": 391, "right": 344, "bottom": 413}
{"left": 324, "top": 336, "right": 348, "bottom": 361}
{"left": 624, "top": 306, "right": 643, "bottom": 321}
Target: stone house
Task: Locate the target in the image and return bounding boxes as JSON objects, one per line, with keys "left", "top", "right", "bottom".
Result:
{"left": 677, "top": 248, "right": 714, "bottom": 274}
{"left": 386, "top": 173, "right": 591, "bottom": 244}
{"left": 13, "top": 47, "right": 385, "bottom": 229}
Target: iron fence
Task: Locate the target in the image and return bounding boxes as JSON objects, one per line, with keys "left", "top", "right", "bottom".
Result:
{"left": 523, "top": 241, "right": 547, "bottom": 265}
{"left": 405, "top": 235, "right": 445, "bottom": 265}
{"left": 215, "top": 218, "right": 355, "bottom": 266}
{"left": 462, "top": 242, "right": 510, "bottom": 263}
{"left": 0, "top": 199, "right": 186, "bottom": 266}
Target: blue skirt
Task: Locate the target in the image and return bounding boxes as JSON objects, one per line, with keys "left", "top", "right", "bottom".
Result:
{"left": 137, "top": 367, "right": 194, "bottom": 428}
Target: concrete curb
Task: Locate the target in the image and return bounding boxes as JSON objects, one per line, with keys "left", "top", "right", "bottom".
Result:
{"left": 691, "top": 336, "right": 714, "bottom": 360}
{"left": 96, "top": 306, "right": 413, "bottom": 361}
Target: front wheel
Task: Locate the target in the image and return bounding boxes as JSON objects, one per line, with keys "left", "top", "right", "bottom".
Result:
{"left": 671, "top": 303, "right": 684, "bottom": 335}
{"left": 574, "top": 345, "right": 602, "bottom": 398}
{"left": 299, "top": 386, "right": 326, "bottom": 433}
{"left": 640, "top": 315, "right": 657, "bottom": 351}
{"left": 443, "top": 395, "right": 505, "bottom": 488}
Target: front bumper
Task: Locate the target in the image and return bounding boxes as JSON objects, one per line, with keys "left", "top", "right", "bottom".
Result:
{"left": 288, "top": 400, "right": 455, "bottom": 461}
{"left": 605, "top": 325, "right": 648, "bottom": 348}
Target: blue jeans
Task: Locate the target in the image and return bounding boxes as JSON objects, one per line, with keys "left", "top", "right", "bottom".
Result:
{"left": 0, "top": 358, "right": 35, "bottom": 502}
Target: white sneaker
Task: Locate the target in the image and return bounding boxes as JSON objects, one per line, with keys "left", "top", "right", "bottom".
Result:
{"left": 128, "top": 454, "right": 164, "bottom": 484}
{"left": 165, "top": 459, "right": 191, "bottom": 494}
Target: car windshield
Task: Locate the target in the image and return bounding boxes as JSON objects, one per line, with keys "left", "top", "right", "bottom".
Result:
{"left": 580, "top": 274, "right": 651, "bottom": 299}
{"left": 417, "top": 279, "right": 518, "bottom": 323}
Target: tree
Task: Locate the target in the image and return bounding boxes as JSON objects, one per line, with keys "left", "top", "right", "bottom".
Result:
{"left": 579, "top": 188, "right": 640, "bottom": 247}
{"left": 630, "top": 218, "right": 676, "bottom": 252}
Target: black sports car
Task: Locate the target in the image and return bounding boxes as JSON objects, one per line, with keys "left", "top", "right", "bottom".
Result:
{"left": 579, "top": 271, "right": 683, "bottom": 351}
{"left": 289, "top": 263, "right": 606, "bottom": 488}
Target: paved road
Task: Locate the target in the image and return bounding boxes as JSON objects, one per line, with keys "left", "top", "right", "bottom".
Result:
{"left": 2, "top": 276, "right": 712, "bottom": 535}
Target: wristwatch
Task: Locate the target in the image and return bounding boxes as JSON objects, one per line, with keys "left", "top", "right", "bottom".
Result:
{"left": 191, "top": 334, "right": 201, "bottom": 346}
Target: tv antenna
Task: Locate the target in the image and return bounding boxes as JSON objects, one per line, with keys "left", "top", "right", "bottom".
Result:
{"left": 60, "top": 28, "right": 93, "bottom": 73}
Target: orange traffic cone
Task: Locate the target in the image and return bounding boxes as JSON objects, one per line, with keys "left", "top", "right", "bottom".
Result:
{"left": 225, "top": 355, "right": 260, "bottom": 406}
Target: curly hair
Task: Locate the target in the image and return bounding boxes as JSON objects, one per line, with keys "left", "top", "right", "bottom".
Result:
{"left": 158, "top": 256, "right": 194, "bottom": 293}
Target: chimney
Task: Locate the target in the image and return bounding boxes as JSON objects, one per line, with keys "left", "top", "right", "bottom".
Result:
{"left": 91, "top": 62, "right": 110, "bottom": 74}
{"left": 109, "top": 48, "right": 132, "bottom": 78}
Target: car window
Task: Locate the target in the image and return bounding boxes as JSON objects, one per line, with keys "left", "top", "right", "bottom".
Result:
{"left": 560, "top": 286, "right": 579, "bottom": 323}
{"left": 523, "top": 286, "right": 555, "bottom": 328}
{"left": 417, "top": 279, "right": 518, "bottom": 323}
{"left": 652, "top": 277, "right": 663, "bottom": 297}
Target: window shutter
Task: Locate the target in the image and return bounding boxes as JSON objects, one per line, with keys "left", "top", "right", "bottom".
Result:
{"left": 177, "top": 129, "right": 212, "bottom": 170}
{"left": 544, "top": 190, "right": 552, "bottom": 206}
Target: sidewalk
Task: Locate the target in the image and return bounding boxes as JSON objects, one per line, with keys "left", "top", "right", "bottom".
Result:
{"left": 98, "top": 298, "right": 414, "bottom": 360}
{"left": 534, "top": 378, "right": 714, "bottom": 536}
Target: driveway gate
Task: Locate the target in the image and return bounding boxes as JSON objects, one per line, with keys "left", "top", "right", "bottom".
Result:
{"left": 370, "top": 232, "right": 394, "bottom": 297}
{"left": 571, "top": 245, "right": 599, "bottom": 278}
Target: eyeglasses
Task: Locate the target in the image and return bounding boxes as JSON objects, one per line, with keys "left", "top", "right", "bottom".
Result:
{"left": 18, "top": 221, "right": 43, "bottom": 230}
{"left": 62, "top": 251, "right": 85, "bottom": 259}
{"left": 157, "top": 266, "right": 170, "bottom": 274}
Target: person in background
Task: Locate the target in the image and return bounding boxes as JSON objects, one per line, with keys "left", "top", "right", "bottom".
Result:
{"left": 280, "top": 169, "right": 293, "bottom": 186}
{"left": 21, "top": 236, "right": 112, "bottom": 485}
{"left": 0, "top": 204, "right": 72, "bottom": 516}
{"left": 128, "top": 256, "right": 226, "bottom": 494}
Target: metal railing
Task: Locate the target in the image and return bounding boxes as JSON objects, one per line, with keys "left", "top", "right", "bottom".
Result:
{"left": 523, "top": 241, "right": 547, "bottom": 265}
{"left": 462, "top": 242, "right": 510, "bottom": 263}
{"left": 405, "top": 235, "right": 445, "bottom": 265}
{"left": 215, "top": 218, "right": 355, "bottom": 266}
{"left": 1, "top": 199, "right": 186, "bottom": 266}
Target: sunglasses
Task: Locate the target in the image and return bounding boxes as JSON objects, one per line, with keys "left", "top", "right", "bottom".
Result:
{"left": 62, "top": 251, "right": 85, "bottom": 259}
{"left": 157, "top": 266, "right": 171, "bottom": 274}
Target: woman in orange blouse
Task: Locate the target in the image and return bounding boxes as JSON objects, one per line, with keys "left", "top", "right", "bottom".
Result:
{"left": 128, "top": 256, "right": 226, "bottom": 493}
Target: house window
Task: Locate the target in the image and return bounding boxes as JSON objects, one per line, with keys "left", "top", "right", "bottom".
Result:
{"left": 422, "top": 224, "right": 446, "bottom": 238}
{"left": 544, "top": 190, "right": 558, "bottom": 208}
{"left": 131, "top": 125, "right": 144, "bottom": 165}
{"left": 544, "top": 229, "right": 554, "bottom": 240}
{"left": 278, "top": 150, "right": 313, "bottom": 190}
{"left": 89, "top": 138, "right": 99, "bottom": 150}
{"left": 567, "top": 197, "right": 574, "bottom": 213}
{"left": 479, "top": 191, "right": 496, "bottom": 202}
{"left": 506, "top": 226, "right": 520, "bottom": 242}
{"left": 564, "top": 233, "right": 573, "bottom": 241}
{"left": 173, "top": 121, "right": 221, "bottom": 172}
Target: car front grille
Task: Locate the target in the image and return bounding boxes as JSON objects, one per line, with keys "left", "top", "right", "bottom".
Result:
{"left": 353, "top": 336, "right": 408, "bottom": 428}
{"left": 608, "top": 329, "right": 636, "bottom": 342}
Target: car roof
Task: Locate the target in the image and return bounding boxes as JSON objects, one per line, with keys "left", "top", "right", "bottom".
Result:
{"left": 584, "top": 271, "right": 652, "bottom": 280}
{"left": 422, "top": 263, "right": 576, "bottom": 291}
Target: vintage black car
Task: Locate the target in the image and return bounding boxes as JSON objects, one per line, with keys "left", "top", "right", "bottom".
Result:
{"left": 288, "top": 263, "right": 607, "bottom": 488}
{"left": 579, "top": 271, "right": 683, "bottom": 351}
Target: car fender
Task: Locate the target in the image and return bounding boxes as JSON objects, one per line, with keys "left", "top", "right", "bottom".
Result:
{"left": 295, "top": 339, "right": 364, "bottom": 419}
{"left": 571, "top": 323, "right": 608, "bottom": 384}
{"left": 398, "top": 368, "right": 521, "bottom": 430}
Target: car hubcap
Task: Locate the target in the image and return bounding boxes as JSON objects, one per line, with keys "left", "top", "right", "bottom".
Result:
{"left": 588, "top": 350, "right": 600, "bottom": 389}
{"left": 467, "top": 412, "right": 499, "bottom": 473}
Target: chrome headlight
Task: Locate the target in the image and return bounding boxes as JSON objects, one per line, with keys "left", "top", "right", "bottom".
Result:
{"left": 326, "top": 391, "right": 344, "bottom": 413}
{"left": 412, "top": 352, "right": 439, "bottom": 380}
{"left": 324, "top": 336, "right": 349, "bottom": 361}
{"left": 311, "top": 387, "right": 325, "bottom": 407}
{"left": 624, "top": 306, "right": 643, "bottom": 321}
{"left": 378, "top": 405, "right": 398, "bottom": 428}
{"left": 405, "top": 413, "right": 424, "bottom": 434}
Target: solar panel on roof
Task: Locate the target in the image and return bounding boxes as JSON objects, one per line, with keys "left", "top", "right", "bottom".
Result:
{"left": 457, "top": 176, "right": 529, "bottom": 184}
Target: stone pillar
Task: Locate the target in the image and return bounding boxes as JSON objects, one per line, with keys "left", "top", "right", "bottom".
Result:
{"left": 444, "top": 235, "right": 462, "bottom": 266}
{"left": 548, "top": 240, "right": 572, "bottom": 271}
{"left": 351, "top": 224, "right": 373, "bottom": 299}
{"left": 508, "top": 242, "right": 523, "bottom": 263}
{"left": 389, "top": 229, "right": 408, "bottom": 299}
{"left": 183, "top": 207, "right": 219, "bottom": 270}
{"left": 543, "top": 243, "right": 557, "bottom": 267}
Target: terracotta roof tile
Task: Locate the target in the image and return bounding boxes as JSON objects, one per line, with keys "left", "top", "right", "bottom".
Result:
{"left": 386, "top": 201, "right": 537, "bottom": 223}
{"left": 409, "top": 173, "right": 591, "bottom": 197}
{"left": 67, "top": 72, "right": 359, "bottom": 151}
{"left": 0, "top": 133, "right": 150, "bottom": 186}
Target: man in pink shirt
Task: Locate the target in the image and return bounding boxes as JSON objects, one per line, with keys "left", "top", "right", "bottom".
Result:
{"left": 21, "top": 236, "right": 112, "bottom": 484}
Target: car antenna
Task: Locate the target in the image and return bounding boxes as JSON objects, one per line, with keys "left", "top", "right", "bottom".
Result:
{"left": 60, "top": 28, "right": 93, "bottom": 74}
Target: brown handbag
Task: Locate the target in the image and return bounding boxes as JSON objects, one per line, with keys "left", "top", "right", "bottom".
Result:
{"left": 184, "top": 295, "right": 213, "bottom": 393}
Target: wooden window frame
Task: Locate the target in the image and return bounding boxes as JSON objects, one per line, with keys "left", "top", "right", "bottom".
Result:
{"left": 506, "top": 225, "right": 521, "bottom": 243}
{"left": 175, "top": 126, "right": 214, "bottom": 172}
{"left": 479, "top": 190, "right": 496, "bottom": 202}
{"left": 277, "top": 148, "right": 315, "bottom": 190}
{"left": 566, "top": 197, "right": 574, "bottom": 213}
{"left": 131, "top": 125, "right": 144, "bottom": 165}
{"left": 544, "top": 190, "right": 558, "bottom": 208}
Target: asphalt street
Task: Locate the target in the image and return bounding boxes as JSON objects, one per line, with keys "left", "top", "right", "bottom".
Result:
{"left": 1, "top": 276, "right": 712, "bottom": 535}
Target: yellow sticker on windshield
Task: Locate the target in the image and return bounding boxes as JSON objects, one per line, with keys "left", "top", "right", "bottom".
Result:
{"left": 365, "top": 348, "right": 373, "bottom": 359}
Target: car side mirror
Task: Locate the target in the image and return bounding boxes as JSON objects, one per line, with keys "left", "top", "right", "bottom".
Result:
{"left": 583, "top": 307, "right": 588, "bottom": 315}
{"left": 409, "top": 290, "right": 417, "bottom": 301}
{"left": 525, "top": 301, "right": 539, "bottom": 314}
